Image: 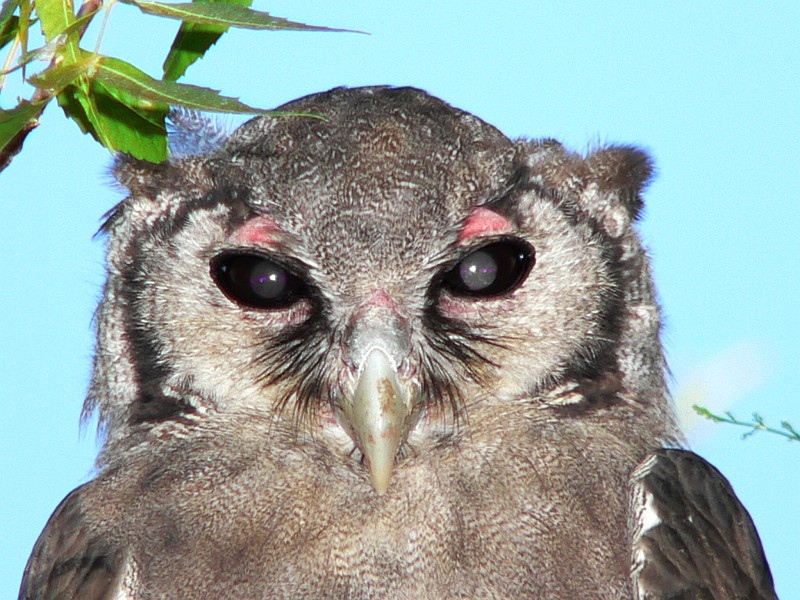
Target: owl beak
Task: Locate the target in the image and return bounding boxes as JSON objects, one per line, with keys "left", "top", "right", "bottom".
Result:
{"left": 346, "top": 347, "right": 411, "bottom": 495}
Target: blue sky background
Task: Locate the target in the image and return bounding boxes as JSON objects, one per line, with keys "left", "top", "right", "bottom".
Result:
{"left": 2, "top": 2, "right": 798, "bottom": 596}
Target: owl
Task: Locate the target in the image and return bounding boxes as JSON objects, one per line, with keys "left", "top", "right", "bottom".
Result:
{"left": 19, "top": 86, "right": 776, "bottom": 599}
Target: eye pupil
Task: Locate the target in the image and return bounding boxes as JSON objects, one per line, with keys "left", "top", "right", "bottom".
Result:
{"left": 211, "top": 252, "right": 306, "bottom": 309}
{"left": 459, "top": 250, "right": 499, "bottom": 291}
{"left": 444, "top": 240, "right": 534, "bottom": 298}
{"left": 249, "top": 262, "right": 288, "bottom": 300}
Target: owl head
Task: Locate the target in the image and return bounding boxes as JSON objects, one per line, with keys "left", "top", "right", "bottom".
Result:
{"left": 88, "top": 86, "right": 675, "bottom": 494}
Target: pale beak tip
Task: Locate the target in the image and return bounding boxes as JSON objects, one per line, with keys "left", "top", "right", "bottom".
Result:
{"left": 371, "top": 473, "right": 391, "bottom": 496}
{"left": 365, "top": 437, "right": 397, "bottom": 495}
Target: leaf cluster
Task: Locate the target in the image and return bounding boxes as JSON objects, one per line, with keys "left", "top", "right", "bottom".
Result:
{"left": 0, "top": 0, "right": 352, "bottom": 171}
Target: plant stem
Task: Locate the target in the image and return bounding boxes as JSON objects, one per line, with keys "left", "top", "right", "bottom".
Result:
{"left": 693, "top": 405, "right": 800, "bottom": 442}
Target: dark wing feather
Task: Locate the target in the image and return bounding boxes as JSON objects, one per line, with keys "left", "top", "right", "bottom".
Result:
{"left": 18, "top": 484, "right": 128, "bottom": 600}
{"left": 629, "top": 449, "right": 777, "bottom": 600}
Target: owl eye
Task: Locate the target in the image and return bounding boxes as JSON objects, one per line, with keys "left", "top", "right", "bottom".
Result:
{"left": 442, "top": 240, "right": 535, "bottom": 298}
{"left": 211, "top": 252, "right": 308, "bottom": 309}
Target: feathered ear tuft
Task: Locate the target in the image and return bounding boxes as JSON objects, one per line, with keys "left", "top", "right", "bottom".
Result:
{"left": 524, "top": 141, "right": 654, "bottom": 239}
{"left": 112, "top": 155, "right": 179, "bottom": 196}
{"left": 111, "top": 152, "right": 216, "bottom": 205}
{"left": 583, "top": 145, "right": 654, "bottom": 222}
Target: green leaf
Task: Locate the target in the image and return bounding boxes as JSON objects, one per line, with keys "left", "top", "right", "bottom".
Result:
{"left": 94, "top": 55, "right": 265, "bottom": 113}
{"left": 55, "top": 82, "right": 98, "bottom": 140}
{"left": 93, "top": 78, "right": 169, "bottom": 161}
{"left": 27, "top": 53, "right": 94, "bottom": 90}
{"left": 57, "top": 79, "right": 168, "bottom": 161}
{"left": 119, "top": 0, "right": 355, "bottom": 32}
{"left": 92, "top": 67, "right": 170, "bottom": 117}
{"left": 15, "top": 0, "right": 30, "bottom": 54}
{"left": 162, "top": 0, "right": 252, "bottom": 82}
{"left": 59, "top": 4, "right": 101, "bottom": 37}
{"left": 0, "top": 14, "right": 18, "bottom": 50}
{"left": 0, "top": 0, "right": 20, "bottom": 28}
{"left": 0, "top": 0, "right": 21, "bottom": 51}
{"left": 34, "top": 0, "right": 82, "bottom": 64}
{"left": 0, "top": 99, "right": 47, "bottom": 153}
{"left": 35, "top": 0, "right": 74, "bottom": 41}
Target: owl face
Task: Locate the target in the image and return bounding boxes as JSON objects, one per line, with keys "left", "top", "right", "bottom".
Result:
{"left": 99, "top": 88, "right": 631, "bottom": 493}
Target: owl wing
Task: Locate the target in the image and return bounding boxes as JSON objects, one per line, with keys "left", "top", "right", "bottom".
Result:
{"left": 19, "top": 484, "right": 129, "bottom": 600}
{"left": 629, "top": 449, "right": 777, "bottom": 600}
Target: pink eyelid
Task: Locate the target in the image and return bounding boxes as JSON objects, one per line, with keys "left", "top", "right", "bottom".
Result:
{"left": 232, "top": 216, "right": 283, "bottom": 247}
{"left": 457, "top": 207, "right": 512, "bottom": 244}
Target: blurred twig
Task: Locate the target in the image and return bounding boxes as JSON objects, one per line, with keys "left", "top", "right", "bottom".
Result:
{"left": 693, "top": 405, "right": 799, "bottom": 442}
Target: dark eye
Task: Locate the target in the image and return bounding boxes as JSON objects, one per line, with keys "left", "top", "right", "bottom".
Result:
{"left": 210, "top": 252, "right": 308, "bottom": 309}
{"left": 442, "top": 240, "right": 534, "bottom": 298}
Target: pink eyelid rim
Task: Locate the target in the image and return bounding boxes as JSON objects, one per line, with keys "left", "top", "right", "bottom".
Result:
{"left": 457, "top": 207, "right": 513, "bottom": 243}
{"left": 232, "top": 216, "right": 283, "bottom": 247}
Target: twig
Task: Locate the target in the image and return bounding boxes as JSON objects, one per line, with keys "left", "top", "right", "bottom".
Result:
{"left": 693, "top": 405, "right": 800, "bottom": 442}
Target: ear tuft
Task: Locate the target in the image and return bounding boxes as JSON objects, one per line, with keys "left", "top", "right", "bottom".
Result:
{"left": 112, "top": 155, "right": 176, "bottom": 197}
{"left": 112, "top": 152, "right": 215, "bottom": 199}
{"left": 584, "top": 145, "right": 654, "bottom": 222}
{"left": 523, "top": 141, "right": 654, "bottom": 238}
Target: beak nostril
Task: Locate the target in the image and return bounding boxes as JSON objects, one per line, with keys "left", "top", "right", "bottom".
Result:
{"left": 344, "top": 289, "right": 411, "bottom": 363}
{"left": 345, "top": 321, "right": 411, "bottom": 374}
